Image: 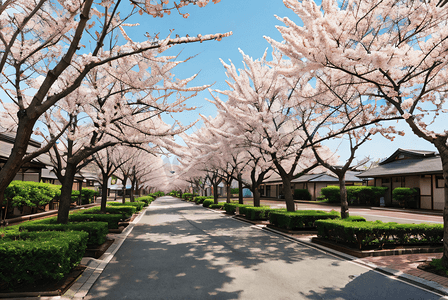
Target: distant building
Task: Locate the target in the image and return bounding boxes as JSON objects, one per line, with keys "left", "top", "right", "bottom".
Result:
{"left": 357, "top": 149, "right": 444, "bottom": 210}
{"left": 0, "top": 132, "right": 100, "bottom": 190}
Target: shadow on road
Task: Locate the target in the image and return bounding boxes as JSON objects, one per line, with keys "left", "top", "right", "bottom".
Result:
{"left": 86, "top": 197, "right": 442, "bottom": 300}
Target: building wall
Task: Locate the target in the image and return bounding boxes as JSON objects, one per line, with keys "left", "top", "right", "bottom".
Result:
{"left": 433, "top": 175, "right": 444, "bottom": 210}
{"left": 13, "top": 173, "right": 39, "bottom": 182}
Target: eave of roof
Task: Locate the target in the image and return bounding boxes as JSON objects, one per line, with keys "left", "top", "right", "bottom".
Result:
{"left": 358, "top": 156, "right": 442, "bottom": 178}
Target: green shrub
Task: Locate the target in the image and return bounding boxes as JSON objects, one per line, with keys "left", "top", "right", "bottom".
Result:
{"left": 81, "top": 189, "right": 99, "bottom": 205}
{"left": 315, "top": 219, "right": 443, "bottom": 250}
{"left": 135, "top": 196, "right": 154, "bottom": 206}
{"left": 223, "top": 203, "right": 251, "bottom": 215}
{"left": 81, "top": 205, "right": 137, "bottom": 218}
{"left": 320, "top": 186, "right": 340, "bottom": 203}
{"left": 5, "top": 181, "right": 61, "bottom": 212}
{"left": 230, "top": 188, "right": 239, "bottom": 194}
{"left": 392, "top": 187, "right": 419, "bottom": 208}
{"left": 269, "top": 210, "right": 340, "bottom": 230}
{"left": 294, "top": 189, "right": 311, "bottom": 200}
{"left": 244, "top": 207, "right": 283, "bottom": 220}
{"left": 209, "top": 203, "right": 225, "bottom": 209}
{"left": 194, "top": 196, "right": 209, "bottom": 204}
{"left": 320, "top": 186, "right": 388, "bottom": 205}
{"left": 69, "top": 212, "right": 123, "bottom": 229}
{"left": 108, "top": 201, "right": 145, "bottom": 211}
{"left": 19, "top": 219, "right": 108, "bottom": 245}
{"left": 0, "top": 231, "right": 88, "bottom": 287}
{"left": 149, "top": 191, "right": 165, "bottom": 198}
{"left": 203, "top": 199, "right": 214, "bottom": 207}
{"left": 343, "top": 215, "right": 366, "bottom": 222}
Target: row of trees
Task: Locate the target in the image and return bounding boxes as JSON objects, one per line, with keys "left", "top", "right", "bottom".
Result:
{"left": 174, "top": 0, "right": 448, "bottom": 266}
{"left": 0, "top": 0, "right": 231, "bottom": 223}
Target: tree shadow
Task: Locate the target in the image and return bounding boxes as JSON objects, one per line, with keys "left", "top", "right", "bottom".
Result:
{"left": 88, "top": 197, "right": 429, "bottom": 299}
{"left": 301, "top": 270, "right": 444, "bottom": 300}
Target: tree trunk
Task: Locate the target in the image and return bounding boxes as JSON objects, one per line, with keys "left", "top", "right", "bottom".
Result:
{"left": 282, "top": 178, "right": 295, "bottom": 212}
{"left": 77, "top": 179, "right": 82, "bottom": 206}
{"left": 238, "top": 176, "right": 244, "bottom": 204}
{"left": 121, "top": 175, "right": 127, "bottom": 204}
{"left": 100, "top": 171, "right": 108, "bottom": 213}
{"left": 213, "top": 183, "right": 219, "bottom": 204}
{"left": 226, "top": 182, "right": 231, "bottom": 203}
{"left": 57, "top": 162, "right": 77, "bottom": 224}
{"left": 338, "top": 174, "right": 349, "bottom": 219}
{"left": 253, "top": 187, "right": 261, "bottom": 207}
{"left": 434, "top": 142, "right": 448, "bottom": 268}
{"left": 130, "top": 178, "right": 136, "bottom": 202}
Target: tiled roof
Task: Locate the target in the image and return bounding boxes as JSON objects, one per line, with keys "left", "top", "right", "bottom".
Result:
{"left": 358, "top": 156, "right": 442, "bottom": 178}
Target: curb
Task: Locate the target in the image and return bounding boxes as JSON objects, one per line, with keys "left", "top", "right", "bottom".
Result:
{"left": 260, "top": 225, "right": 448, "bottom": 297}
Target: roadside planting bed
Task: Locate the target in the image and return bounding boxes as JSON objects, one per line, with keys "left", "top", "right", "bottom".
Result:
{"left": 315, "top": 219, "right": 443, "bottom": 250}
{"left": 0, "top": 196, "right": 157, "bottom": 292}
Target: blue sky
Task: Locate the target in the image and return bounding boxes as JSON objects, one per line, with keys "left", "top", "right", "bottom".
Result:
{"left": 137, "top": 0, "right": 438, "bottom": 165}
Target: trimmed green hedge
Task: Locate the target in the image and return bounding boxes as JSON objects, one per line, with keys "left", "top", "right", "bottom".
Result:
{"left": 223, "top": 203, "right": 251, "bottom": 215}
{"left": 203, "top": 199, "right": 214, "bottom": 207}
{"left": 81, "top": 206, "right": 136, "bottom": 218}
{"left": 135, "top": 196, "right": 154, "bottom": 206}
{"left": 69, "top": 212, "right": 123, "bottom": 229}
{"left": 108, "top": 201, "right": 145, "bottom": 211}
{"left": 195, "top": 196, "right": 212, "bottom": 204}
{"left": 19, "top": 218, "right": 108, "bottom": 245}
{"left": 70, "top": 188, "right": 99, "bottom": 204}
{"left": 316, "top": 219, "right": 443, "bottom": 250}
{"left": 392, "top": 187, "right": 419, "bottom": 208}
{"left": 269, "top": 210, "right": 340, "bottom": 230}
{"left": 209, "top": 203, "right": 225, "bottom": 209}
{"left": 294, "top": 189, "right": 311, "bottom": 200}
{"left": 244, "top": 207, "right": 283, "bottom": 221}
{"left": 0, "top": 230, "right": 88, "bottom": 287}
{"left": 148, "top": 191, "right": 165, "bottom": 198}
{"left": 320, "top": 186, "right": 388, "bottom": 205}
{"left": 5, "top": 181, "right": 61, "bottom": 211}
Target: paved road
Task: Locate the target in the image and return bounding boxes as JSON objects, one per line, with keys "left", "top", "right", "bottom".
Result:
{"left": 85, "top": 196, "right": 446, "bottom": 299}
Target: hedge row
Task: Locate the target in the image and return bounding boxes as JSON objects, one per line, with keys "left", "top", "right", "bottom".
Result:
{"left": 203, "top": 199, "right": 214, "bottom": 208}
{"left": 210, "top": 203, "right": 225, "bottom": 209}
{"left": 71, "top": 189, "right": 99, "bottom": 205}
{"left": 195, "top": 196, "right": 213, "bottom": 204}
{"left": 82, "top": 205, "right": 137, "bottom": 218}
{"left": 0, "top": 230, "right": 88, "bottom": 287}
{"left": 244, "top": 206, "right": 282, "bottom": 221}
{"left": 269, "top": 210, "right": 341, "bottom": 230}
{"left": 135, "top": 196, "right": 154, "bottom": 206}
{"left": 148, "top": 191, "right": 165, "bottom": 198}
{"left": 223, "top": 203, "right": 251, "bottom": 215}
{"left": 5, "top": 181, "right": 61, "bottom": 211}
{"left": 19, "top": 219, "right": 108, "bottom": 245}
{"left": 315, "top": 219, "right": 443, "bottom": 250}
{"left": 320, "top": 186, "right": 388, "bottom": 205}
{"left": 109, "top": 201, "right": 145, "bottom": 211}
{"left": 69, "top": 212, "right": 123, "bottom": 229}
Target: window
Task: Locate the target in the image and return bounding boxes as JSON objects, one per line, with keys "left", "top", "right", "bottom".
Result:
{"left": 436, "top": 176, "right": 444, "bottom": 188}
{"left": 381, "top": 178, "right": 390, "bottom": 184}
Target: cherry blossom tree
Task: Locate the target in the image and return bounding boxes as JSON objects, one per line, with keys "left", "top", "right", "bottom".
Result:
{"left": 266, "top": 0, "right": 448, "bottom": 264}
{"left": 210, "top": 50, "right": 337, "bottom": 211}
{"left": 92, "top": 147, "right": 133, "bottom": 212}
{"left": 0, "top": 0, "right": 231, "bottom": 218}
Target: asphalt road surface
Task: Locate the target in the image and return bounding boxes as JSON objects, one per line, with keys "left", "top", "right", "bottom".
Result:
{"left": 85, "top": 196, "right": 446, "bottom": 300}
